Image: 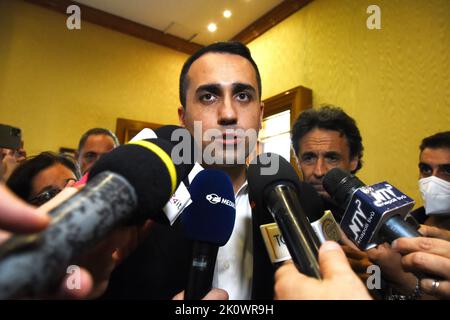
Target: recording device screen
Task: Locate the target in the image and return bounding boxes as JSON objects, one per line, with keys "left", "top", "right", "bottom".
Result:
{"left": 0, "top": 124, "right": 21, "bottom": 150}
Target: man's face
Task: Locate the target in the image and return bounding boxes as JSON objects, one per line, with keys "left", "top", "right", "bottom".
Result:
{"left": 78, "top": 134, "right": 117, "bottom": 174}
{"left": 419, "top": 147, "right": 450, "bottom": 182}
{"left": 297, "top": 128, "right": 358, "bottom": 197}
{"left": 178, "top": 53, "right": 263, "bottom": 166}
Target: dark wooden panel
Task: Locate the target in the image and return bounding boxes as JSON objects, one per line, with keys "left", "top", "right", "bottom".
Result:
{"left": 263, "top": 86, "right": 312, "bottom": 178}
{"left": 115, "top": 118, "right": 163, "bottom": 144}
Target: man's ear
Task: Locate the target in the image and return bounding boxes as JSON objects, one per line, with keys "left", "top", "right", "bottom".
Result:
{"left": 349, "top": 156, "right": 359, "bottom": 172}
{"left": 178, "top": 106, "right": 186, "bottom": 127}
{"left": 259, "top": 102, "right": 264, "bottom": 130}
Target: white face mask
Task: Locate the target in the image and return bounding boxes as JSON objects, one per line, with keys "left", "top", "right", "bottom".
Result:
{"left": 419, "top": 176, "right": 450, "bottom": 215}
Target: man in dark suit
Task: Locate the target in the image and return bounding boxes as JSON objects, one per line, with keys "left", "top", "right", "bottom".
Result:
{"left": 103, "top": 41, "right": 275, "bottom": 299}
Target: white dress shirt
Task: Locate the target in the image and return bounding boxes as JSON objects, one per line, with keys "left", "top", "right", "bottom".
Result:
{"left": 212, "top": 181, "right": 253, "bottom": 300}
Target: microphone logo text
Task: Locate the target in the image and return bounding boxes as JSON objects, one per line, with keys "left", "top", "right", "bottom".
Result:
{"left": 349, "top": 199, "right": 375, "bottom": 241}
{"left": 364, "top": 184, "right": 407, "bottom": 207}
{"left": 206, "top": 193, "right": 236, "bottom": 209}
{"left": 206, "top": 193, "right": 221, "bottom": 204}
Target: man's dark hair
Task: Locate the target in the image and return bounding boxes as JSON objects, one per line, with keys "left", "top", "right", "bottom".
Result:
{"left": 6, "top": 152, "right": 81, "bottom": 202}
{"left": 179, "top": 41, "right": 262, "bottom": 108}
{"left": 291, "top": 105, "right": 364, "bottom": 173}
{"left": 420, "top": 131, "right": 450, "bottom": 152}
{"left": 77, "top": 128, "right": 119, "bottom": 154}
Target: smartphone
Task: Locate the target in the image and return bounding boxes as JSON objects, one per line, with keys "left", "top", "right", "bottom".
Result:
{"left": 0, "top": 124, "right": 22, "bottom": 149}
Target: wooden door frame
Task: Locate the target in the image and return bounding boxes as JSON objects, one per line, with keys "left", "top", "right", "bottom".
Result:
{"left": 115, "top": 118, "right": 162, "bottom": 144}
{"left": 262, "top": 86, "right": 312, "bottom": 178}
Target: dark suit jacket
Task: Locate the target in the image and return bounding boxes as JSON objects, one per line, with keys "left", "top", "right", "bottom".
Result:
{"left": 101, "top": 180, "right": 324, "bottom": 300}
{"left": 101, "top": 212, "right": 276, "bottom": 300}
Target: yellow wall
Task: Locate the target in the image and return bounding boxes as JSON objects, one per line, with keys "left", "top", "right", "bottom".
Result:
{"left": 1, "top": 0, "right": 449, "bottom": 206}
{"left": 248, "top": 0, "right": 450, "bottom": 206}
{"left": 0, "top": 0, "right": 188, "bottom": 156}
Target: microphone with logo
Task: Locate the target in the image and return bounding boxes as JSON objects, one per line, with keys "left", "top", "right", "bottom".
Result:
{"left": 248, "top": 153, "right": 322, "bottom": 279}
{"left": 323, "top": 168, "right": 421, "bottom": 251}
{"left": 181, "top": 169, "right": 236, "bottom": 300}
{"left": 0, "top": 136, "right": 194, "bottom": 299}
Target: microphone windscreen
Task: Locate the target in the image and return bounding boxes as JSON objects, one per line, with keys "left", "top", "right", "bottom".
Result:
{"left": 154, "top": 125, "right": 182, "bottom": 141}
{"left": 247, "top": 153, "right": 297, "bottom": 190}
{"left": 155, "top": 125, "right": 199, "bottom": 167}
{"left": 248, "top": 153, "right": 324, "bottom": 222}
{"left": 323, "top": 168, "right": 365, "bottom": 208}
{"left": 181, "top": 169, "right": 236, "bottom": 246}
{"left": 88, "top": 138, "right": 181, "bottom": 220}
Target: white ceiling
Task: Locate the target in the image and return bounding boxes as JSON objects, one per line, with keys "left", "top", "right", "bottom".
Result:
{"left": 75, "top": 0, "right": 284, "bottom": 45}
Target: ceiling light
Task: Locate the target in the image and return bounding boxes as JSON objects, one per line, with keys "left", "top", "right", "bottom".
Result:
{"left": 207, "top": 23, "right": 217, "bottom": 32}
{"left": 223, "top": 10, "right": 232, "bottom": 18}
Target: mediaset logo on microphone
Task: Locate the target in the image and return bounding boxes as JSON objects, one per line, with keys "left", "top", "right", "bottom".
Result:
{"left": 206, "top": 193, "right": 236, "bottom": 209}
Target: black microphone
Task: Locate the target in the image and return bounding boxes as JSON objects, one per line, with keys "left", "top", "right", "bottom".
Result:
{"left": 181, "top": 169, "right": 236, "bottom": 300}
{"left": 0, "top": 137, "right": 194, "bottom": 299}
{"left": 247, "top": 153, "right": 322, "bottom": 279}
{"left": 323, "top": 168, "right": 421, "bottom": 250}
{"left": 155, "top": 125, "right": 201, "bottom": 166}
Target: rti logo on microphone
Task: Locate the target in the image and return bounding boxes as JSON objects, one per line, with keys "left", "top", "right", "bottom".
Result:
{"left": 206, "top": 193, "right": 236, "bottom": 209}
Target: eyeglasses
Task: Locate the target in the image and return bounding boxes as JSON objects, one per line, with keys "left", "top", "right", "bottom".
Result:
{"left": 28, "top": 188, "right": 61, "bottom": 206}
{"left": 28, "top": 178, "right": 78, "bottom": 206}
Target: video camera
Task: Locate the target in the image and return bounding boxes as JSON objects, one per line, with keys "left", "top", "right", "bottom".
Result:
{"left": 0, "top": 124, "right": 22, "bottom": 150}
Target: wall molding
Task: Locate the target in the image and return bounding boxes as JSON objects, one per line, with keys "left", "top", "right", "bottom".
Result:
{"left": 25, "top": 0, "right": 203, "bottom": 54}
{"left": 25, "top": 0, "right": 312, "bottom": 53}
{"left": 232, "top": 0, "right": 312, "bottom": 44}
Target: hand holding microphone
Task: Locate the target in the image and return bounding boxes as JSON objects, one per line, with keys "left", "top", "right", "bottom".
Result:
{"left": 322, "top": 167, "right": 421, "bottom": 250}
{"left": 418, "top": 224, "right": 450, "bottom": 241}
{"left": 0, "top": 128, "right": 194, "bottom": 299}
{"left": 322, "top": 168, "right": 450, "bottom": 298}
{"left": 274, "top": 241, "right": 372, "bottom": 300}
{"left": 0, "top": 184, "right": 94, "bottom": 299}
{"left": 249, "top": 153, "right": 372, "bottom": 299}
{"left": 392, "top": 226, "right": 450, "bottom": 299}
{"left": 367, "top": 241, "right": 420, "bottom": 297}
